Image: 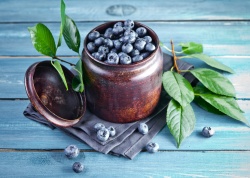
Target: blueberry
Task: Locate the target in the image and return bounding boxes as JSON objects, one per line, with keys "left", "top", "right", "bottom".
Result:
{"left": 110, "top": 48, "right": 118, "bottom": 53}
{"left": 143, "top": 35, "right": 152, "bottom": 43}
{"left": 134, "top": 38, "right": 146, "bottom": 51}
{"left": 141, "top": 52, "right": 150, "bottom": 59}
{"left": 88, "top": 31, "right": 100, "bottom": 41}
{"left": 122, "top": 43, "right": 133, "bottom": 53}
{"left": 146, "top": 142, "right": 159, "bottom": 153}
{"left": 136, "top": 27, "right": 147, "bottom": 37}
{"left": 93, "top": 52, "right": 106, "bottom": 61}
{"left": 124, "top": 29, "right": 137, "bottom": 37}
{"left": 104, "top": 28, "right": 113, "bottom": 38}
{"left": 118, "top": 52, "right": 127, "bottom": 58}
{"left": 202, "top": 127, "right": 215, "bottom": 137}
{"left": 98, "top": 45, "right": 109, "bottom": 54}
{"left": 145, "top": 43, "right": 156, "bottom": 52}
{"left": 94, "top": 123, "right": 105, "bottom": 131}
{"left": 138, "top": 123, "right": 148, "bottom": 134}
{"left": 132, "top": 55, "right": 143, "bottom": 63}
{"left": 107, "top": 52, "right": 119, "bottom": 64}
{"left": 72, "top": 162, "right": 84, "bottom": 173}
{"left": 97, "top": 128, "right": 110, "bottom": 142}
{"left": 108, "top": 126, "right": 116, "bottom": 137}
{"left": 113, "top": 39, "right": 122, "bottom": 50}
{"left": 124, "top": 19, "right": 134, "bottom": 29}
{"left": 94, "top": 37, "right": 104, "bottom": 47}
{"left": 64, "top": 145, "right": 80, "bottom": 159}
{"left": 87, "top": 42, "right": 96, "bottom": 53}
{"left": 123, "top": 35, "right": 136, "bottom": 44}
{"left": 114, "top": 21, "right": 124, "bottom": 28}
{"left": 120, "top": 53, "right": 132, "bottom": 65}
{"left": 130, "top": 49, "right": 140, "bottom": 57}
{"left": 112, "top": 26, "right": 124, "bottom": 36}
{"left": 103, "top": 38, "right": 113, "bottom": 49}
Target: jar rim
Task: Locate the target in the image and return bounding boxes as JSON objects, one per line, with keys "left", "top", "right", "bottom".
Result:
{"left": 83, "top": 20, "right": 160, "bottom": 68}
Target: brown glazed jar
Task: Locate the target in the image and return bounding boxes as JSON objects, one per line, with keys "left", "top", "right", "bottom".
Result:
{"left": 82, "top": 21, "right": 163, "bottom": 123}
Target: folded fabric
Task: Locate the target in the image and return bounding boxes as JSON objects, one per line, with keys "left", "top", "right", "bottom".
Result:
{"left": 23, "top": 53, "right": 196, "bottom": 159}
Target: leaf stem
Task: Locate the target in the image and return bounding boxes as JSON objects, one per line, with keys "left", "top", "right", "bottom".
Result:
{"left": 52, "top": 56, "right": 76, "bottom": 66}
{"left": 171, "top": 40, "right": 180, "bottom": 73}
{"left": 161, "top": 44, "right": 182, "bottom": 54}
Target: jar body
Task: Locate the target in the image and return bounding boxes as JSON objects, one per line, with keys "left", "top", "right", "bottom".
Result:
{"left": 82, "top": 21, "right": 163, "bottom": 123}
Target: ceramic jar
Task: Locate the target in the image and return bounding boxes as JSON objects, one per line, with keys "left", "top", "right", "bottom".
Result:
{"left": 82, "top": 21, "right": 163, "bottom": 123}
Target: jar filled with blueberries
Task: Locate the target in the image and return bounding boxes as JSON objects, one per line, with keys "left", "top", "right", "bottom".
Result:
{"left": 82, "top": 19, "right": 163, "bottom": 123}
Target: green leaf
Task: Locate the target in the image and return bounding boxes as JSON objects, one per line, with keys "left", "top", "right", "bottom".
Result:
{"left": 183, "top": 53, "right": 235, "bottom": 73}
{"left": 28, "top": 23, "right": 56, "bottom": 57}
{"left": 72, "top": 59, "right": 84, "bottom": 92}
{"left": 179, "top": 42, "right": 203, "bottom": 54}
{"left": 51, "top": 60, "right": 68, "bottom": 90}
{"left": 63, "top": 15, "right": 81, "bottom": 54}
{"left": 194, "top": 85, "right": 244, "bottom": 113}
{"left": 57, "top": 0, "right": 66, "bottom": 48}
{"left": 200, "top": 93, "right": 249, "bottom": 126}
{"left": 167, "top": 100, "right": 196, "bottom": 148}
{"left": 190, "top": 68, "right": 236, "bottom": 97}
{"left": 162, "top": 71, "right": 194, "bottom": 107}
{"left": 194, "top": 96, "right": 224, "bottom": 115}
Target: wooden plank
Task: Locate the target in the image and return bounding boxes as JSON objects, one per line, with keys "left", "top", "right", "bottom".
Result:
{"left": 0, "top": 100, "right": 249, "bottom": 150}
{"left": 0, "top": 56, "right": 250, "bottom": 99}
{"left": 0, "top": 151, "right": 249, "bottom": 177}
{"left": 0, "top": 21, "right": 250, "bottom": 56}
{"left": 1, "top": 0, "right": 250, "bottom": 22}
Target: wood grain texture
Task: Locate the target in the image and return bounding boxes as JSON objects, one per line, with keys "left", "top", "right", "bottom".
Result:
{"left": 0, "top": 57, "right": 249, "bottom": 98}
{"left": 0, "top": 100, "right": 249, "bottom": 150}
{"left": 0, "top": 0, "right": 250, "bottom": 22}
{"left": 0, "top": 151, "right": 250, "bottom": 177}
{"left": 1, "top": 21, "right": 250, "bottom": 56}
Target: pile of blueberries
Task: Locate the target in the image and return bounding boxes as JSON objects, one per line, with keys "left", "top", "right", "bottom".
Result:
{"left": 86, "top": 19, "right": 156, "bottom": 65}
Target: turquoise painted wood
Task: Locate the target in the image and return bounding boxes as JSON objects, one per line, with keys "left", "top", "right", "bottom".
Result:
{"left": 0, "top": 151, "right": 250, "bottom": 177}
{"left": 1, "top": 0, "right": 250, "bottom": 22}
{"left": 0, "top": 57, "right": 250, "bottom": 98}
{"left": 0, "top": 100, "right": 249, "bottom": 150}
{"left": 1, "top": 22, "right": 250, "bottom": 56}
{"left": 0, "top": 0, "right": 250, "bottom": 177}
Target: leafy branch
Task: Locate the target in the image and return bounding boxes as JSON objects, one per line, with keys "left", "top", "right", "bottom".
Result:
{"left": 28, "top": 0, "right": 84, "bottom": 92}
{"left": 160, "top": 41, "right": 249, "bottom": 148}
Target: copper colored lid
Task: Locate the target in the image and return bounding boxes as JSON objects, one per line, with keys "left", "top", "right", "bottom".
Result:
{"left": 24, "top": 60, "right": 86, "bottom": 128}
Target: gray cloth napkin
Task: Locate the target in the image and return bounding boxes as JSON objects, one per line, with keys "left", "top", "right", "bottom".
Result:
{"left": 23, "top": 53, "right": 197, "bottom": 159}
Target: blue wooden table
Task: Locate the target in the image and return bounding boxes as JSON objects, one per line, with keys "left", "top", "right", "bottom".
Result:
{"left": 0, "top": 0, "right": 250, "bottom": 177}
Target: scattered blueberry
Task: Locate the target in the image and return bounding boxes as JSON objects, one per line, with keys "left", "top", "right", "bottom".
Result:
{"left": 120, "top": 53, "right": 132, "bottom": 64}
{"left": 107, "top": 52, "right": 119, "bottom": 64}
{"left": 145, "top": 43, "right": 156, "bottom": 52}
{"left": 94, "top": 123, "right": 105, "bottom": 131}
{"left": 122, "top": 43, "right": 133, "bottom": 53}
{"left": 108, "top": 126, "right": 116, "bottom": 137}
{"left": 97, "top": 128, "right": 110, "bottom": 142}
{"left": 72, "top": 162, "right": 84, "bottom": 173}
{"left": 146, "top": 142, "right": 159, "bottom": 153}
{"left": 138, "top": 123, "right": 148, "bottom": 134}
{"left": 136, "top": 27, "right": 147, "bottom": 37}
{"left": 64, "top": 145, "right": 80, "bottom": 159}
{"left": 88, "top": 31, "right": 100, "bottom": 41}
{"left": 202, "top": 127, "right": 215, "bottom": 137}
